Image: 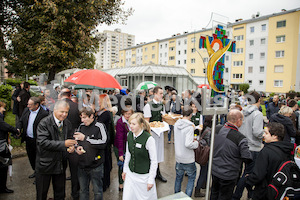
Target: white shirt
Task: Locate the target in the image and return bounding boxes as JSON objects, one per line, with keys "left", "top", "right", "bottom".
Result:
{"left": 26, "top": 107, "right": 40, "bottom": 138}
{"left": 53, "top": 114, "right": 63, "bottom": 127}
{"left": 143, "top": 99, "right": 165, "bottom": 119}
{"left": 123, "top": 130, "right": 157, "bottom": 184}
{"left": 122, "top": 116, "right": 131, "bottom": 131}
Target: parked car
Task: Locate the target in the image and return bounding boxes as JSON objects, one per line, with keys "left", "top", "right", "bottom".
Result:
{"left": 30, "top": 86, "right": 43, "bottom": 96}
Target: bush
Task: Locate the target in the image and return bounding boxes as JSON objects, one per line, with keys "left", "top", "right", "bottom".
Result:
{"left": 239, "top": 83, "right": 250, "bottom": 94}
{"left": 5, "top": 78, "right": 38, "bottom": 86}
{"left": 0, "top": 84, "right": 13, "bottom": 110}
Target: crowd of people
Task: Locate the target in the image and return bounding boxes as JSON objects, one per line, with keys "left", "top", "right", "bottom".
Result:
{"left": 0, "top": 82, "right": 300, "bottom": 200}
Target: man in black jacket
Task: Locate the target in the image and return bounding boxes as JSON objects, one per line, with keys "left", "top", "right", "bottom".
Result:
{"left": 246, "top": 122, "right": 294, "bottom": 200}
{"left": 17, "top": 97, "right": 48, "bottom": 180}
{"left": 35, "top": 100, "right": 77, "bottom": 200}
{"left": 266, "top": 95, "right": 280, "bottom": 120}
{"left": 74, "top": 106, "right": 107, "bottom": 200}
{"left": 60, "top": 88, "right": 81, "bottom": 200}
{"left": 17, "top": 82, "right": 31, "bottom": 117}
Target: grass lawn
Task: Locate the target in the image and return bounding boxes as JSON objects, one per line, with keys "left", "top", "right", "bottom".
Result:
{"left": 4, "top": 110, "right": 24, "bottom": 147}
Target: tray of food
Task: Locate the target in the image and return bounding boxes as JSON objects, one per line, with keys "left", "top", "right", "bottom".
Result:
{"left": 149, "top": 121, "right": 170, "bottom": 137}
{"left": 162, "top": 114, "right": 183, "bottom": 125}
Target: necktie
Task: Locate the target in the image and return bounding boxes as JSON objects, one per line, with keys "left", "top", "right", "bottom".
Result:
{"left": 58, "top": 121, "right": 63, "bottom": 133}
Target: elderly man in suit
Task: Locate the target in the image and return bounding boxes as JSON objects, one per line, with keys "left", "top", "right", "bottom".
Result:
{"left": 17, "top": 97, "right": 49, "bottom": 180}
{"left": 35, "top": 100, "right": 77, "bottom": 200}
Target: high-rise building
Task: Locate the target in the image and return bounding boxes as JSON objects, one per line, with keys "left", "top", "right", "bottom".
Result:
{"left": 94, "top": 29, "right": 135, "bottom": 69}
{"left": 118, "top": 8, "right": 300, "bottom": 93}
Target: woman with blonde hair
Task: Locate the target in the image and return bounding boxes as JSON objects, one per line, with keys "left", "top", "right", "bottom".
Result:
{"left": 270, "top": 105, "right": 296, "bottom": 143}
{"left": 97, "top": 93, "right": 114, "bottom": 191}
{"left": 122, "top": 113, "right": 158, "bottom": 200}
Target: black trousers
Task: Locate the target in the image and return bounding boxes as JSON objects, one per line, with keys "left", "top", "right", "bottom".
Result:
{"left": 36, "top": 172, "right": 66, "bottom": 200}
{"left": 25, "top": 137, "right": 36, "bottom": 170}
{"left": 68, "top": 153, "right": 79, "bottom": 199}
{"left": 210, "top": 175, "right": 237, "bottom": 200}
{"left": 0, "top": 166, "right": 8, "bottom": 191}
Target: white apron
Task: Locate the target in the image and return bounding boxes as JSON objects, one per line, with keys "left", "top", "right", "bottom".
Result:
{"left": 151, "top": 130, "right": 164, "bottom": 163}
{"left": 123, "top": 170, "right": 157, "bottom": 200}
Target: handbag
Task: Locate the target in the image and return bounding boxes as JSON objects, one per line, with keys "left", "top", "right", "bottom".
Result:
{"left": 0, "top": 139, "right": 11, "bottom": 167}
{"left": 194, "top": 129, "right": 210, "bottom": 166}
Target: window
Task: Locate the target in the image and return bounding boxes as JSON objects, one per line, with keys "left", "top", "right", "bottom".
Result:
{"left": 165, "top": 52, "right": 167, "bottom": 57}
{"left": 165, "top": 44, "right": 167, "bottom": 48}
{"left": 248, "top": 66, "right": 253, "bottom": 73}
{"left": 178, "top": 51, "right": 181, "bottom": 55}
{"left": 132, "top": 54, "right": 135, "bottom": 57}
{"left": 237, "top": 48, "right": 243, "bottom": 54}
{"left": 152, "top": 46, "right": 155, "bottom": 50}
{"left": 249, "top": 54, "right": 253, "bottom": 60}
{"left": 225, "top": 68, "right": 228, "bottom": 73}
{"left": 144, "top": 55, "right": 147, "bottom": 60}
{"left": 260, "top": 66, "right": 264, "bottom": 73}
{"left": 260, "top": 52, "right": 265, "bottom": 59}
{"left": 261, "top": 38, "right": 266, "bottom": 45}
{"left": 234, "top": 26, "right": 244, "bottom": 30}
{"left": 274, "top": 80, "right": 283, "bottom": 87}
{"left": 190, "top": 69, "right": 195, "bottom": 74}
{"left": 121, "top": 79, "right": 128, "bottom": 86}
{"left": 184, "top": 60, "right": 186, "bottom": 64}
{"left": 277, "top": 20, "right": 286, "bottom": 28}
{"left": 152, "top": 54, "right": 155, "bottom": 59}
{"left": 248, "top": 80, "right": 252, "bottom": 85}
{"left": 178, "top": 41, "right": 181, "bottom": 45}
{"left": 191, "top": 48, "right": 196, "bottom": 53}
{"left": 169, "top": 47, "right": 175, "bottom": 51}
{"left": 191, "top": 58, "right": 195, "bottom": 63}
{"left": 170, "top": 41, "right": 175, "bottom": 43}
{"left": 259, "top": 80, "right": 264, "bottom": 85}
{"left": 276, "top": 35, "right": 285, "bottom": 43}
{"left": 261, "top": 24, "right": 266, "bottom": 31}
{"left": 145, "top": 47, "right": 147, "bottom": 52}
{"left": 234, "top": 35, "right": 244, "bottom": 41}
{"left": 203, "top": 57, "right": 209, "bottom": 62}
{"left": 250, "top": 40, "right": 254, "bottom": 46}
{"left": 226, "top": 55, "right": 229, "bottom": 61}
{"left": 160, "top": 45, "right": 162, "bottom": 49}
{"left": 275, "top": 50, "right": 284, "bottom": 58}
{"left": 191, "top": 37, "right": 196, "bottom": 43}
{"left": 184, "top": 50, "right": 187, "bottom": 54}
{"left": 178, "top": 60, "right": 181, "bottom": 65}
{"left": 233, "top": 61, "right": 243, "bottom": 66}
{"left": 274, "top": 65, "right": 284, "bottom": 73}
{"left": 160, "top": 53, "right": 162, "bottom": 57}
{"left": 250, "top": 26, "right": 255, "bottom": 33}
{"left": 233, "top": 74, "right": 243, "bottom": 79}
{"left": 184, "top": 39, "right": 187, "bottom": 44}
{"left": 203, "top": 68, "right": 206, "bottom": 74}
{"left": 169, "top": 56, "right": 175, "bottom": 60}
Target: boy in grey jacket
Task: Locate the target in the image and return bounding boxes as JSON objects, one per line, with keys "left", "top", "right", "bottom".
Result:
{"left": 233, "top": 91, "right": 264, "bottom": 200}
{"left": 174, "top": 106, "right": 199, "bottom": 197}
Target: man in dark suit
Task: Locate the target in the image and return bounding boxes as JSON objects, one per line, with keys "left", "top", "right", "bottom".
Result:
{"left": 17, "top": 97, "right": 48, "bottom": 180}
{"left": 35, "top": 100, "right": 77, "bottom": 200}
{"left": 60, "top": 88, "right": 81, "bottom": 200}
{"left": 17, "top": 81, "right": 31, "bottom": 117}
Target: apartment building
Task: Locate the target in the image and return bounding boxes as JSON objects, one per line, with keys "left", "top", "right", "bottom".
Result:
{"left": 94, "top": 29, "right": 135, "bottom": 69}
{"left": 118, "top": 8, "right": 300, "bottom": 93}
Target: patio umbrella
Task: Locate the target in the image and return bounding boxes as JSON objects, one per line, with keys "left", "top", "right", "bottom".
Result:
{"left": 136, "top": 81, "right": 157, "bottom": 90}
{"left": 64, "top": 69, "right": 122, "bottom": 90}
{"left": 198, "top": 84, "right": 210, "bottom": 89}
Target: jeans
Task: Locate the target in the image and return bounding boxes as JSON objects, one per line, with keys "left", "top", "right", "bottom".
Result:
{"left": 78, "top": 164, "right": 104, "bottom": 200}
{"left": 168, "top": 125, "right": 174, "bottom": 141}
{"left": 174, "top": 162, "right": 196, "bottom": 197}
{"left": 232, "top": 151, "right": 259, "bottom": 200}
{"left": 195, "top": 164, "right": 208, "bottom": 189}
{"left": 210, "top": 175, "right": 237, "bottom": 200}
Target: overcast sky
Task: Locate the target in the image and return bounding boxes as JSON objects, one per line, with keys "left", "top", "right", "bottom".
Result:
{"left": 98, "top": 0, "right": 300, "bottom": 44}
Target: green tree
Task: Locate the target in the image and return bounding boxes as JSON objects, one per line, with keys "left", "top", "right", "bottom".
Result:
{"left": 6, "top": 0, "right": 133, "bottom": 82}
{"left": 239, "top": 83, "right": 250, "bottom": 94}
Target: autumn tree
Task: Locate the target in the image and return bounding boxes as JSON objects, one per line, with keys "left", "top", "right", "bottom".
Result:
{"left": 6, "top": 0, "right": 132, "bottom": 82}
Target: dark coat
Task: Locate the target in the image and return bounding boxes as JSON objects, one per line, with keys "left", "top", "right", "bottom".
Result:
{"left": 63, "top": 98, "right": 81, "bottom": 134}
{"left": 269, "top": 113, "right": 296, "bottom": 142}
{"left": 18, "top": 89, "right": 31, "bottom": 117}
{"left": 246, "top": 141, "right": 294, "bottom": 200}
{"left": 11, "top": 87, "right": 21, "bottom": 115}
{"left": 0, "top": 113, "right": 18, "bottom": 140}
{"left": 17, "top": 107, "right": 49, "bottom": 143}
{"left": 35, "top": 115, "right": 73, "bottom": 174}
{"left": 266, "top": 102, "right": 279, "bottom": 119}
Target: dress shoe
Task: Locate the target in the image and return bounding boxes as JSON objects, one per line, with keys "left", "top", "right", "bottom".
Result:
{"left": 28, "top": 172, "right": 36, "bottom": 179}
{"left": 66, "top": 176, "right": 71, "bottom": 180}
{"left": 0, "top": 188, "right": 14, "bottom": 193}
{"left": 194, "top": 188, "right": 205, "bottom": 197}
{"left": 119, "top": 187, "right": 123, "bottom": 192}
{"left": 156, "top": 174, "right": 167, "bottom": 182}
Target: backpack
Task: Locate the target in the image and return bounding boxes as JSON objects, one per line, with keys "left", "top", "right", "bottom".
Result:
{"left": 267, "top": 160, "right": 300, "bottom": 200}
